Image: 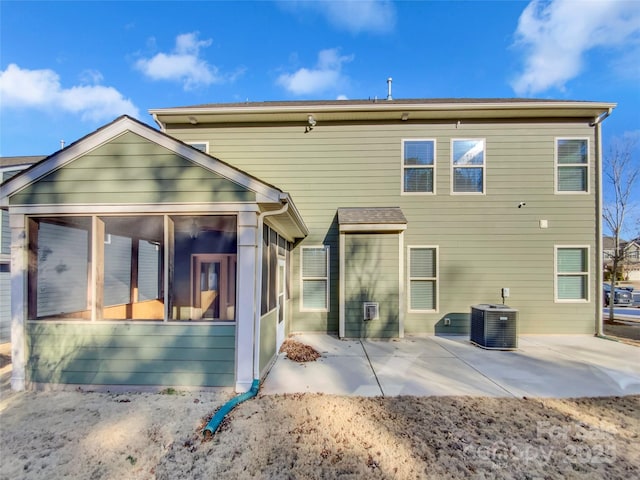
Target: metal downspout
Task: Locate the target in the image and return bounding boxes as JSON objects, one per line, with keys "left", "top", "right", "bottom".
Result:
{"left": 591, "top": 110, "right": 611, "bottom": 337}
{"left": 253, "top": 199, "right": 290, "bottom": 379}
{"left": 202, "top": 199, "right": 290, "bottom": 436}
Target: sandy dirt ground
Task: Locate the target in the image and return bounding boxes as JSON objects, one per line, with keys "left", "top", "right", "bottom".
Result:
{"left": 1, "top": 360, "right": 639, "bottom": 479}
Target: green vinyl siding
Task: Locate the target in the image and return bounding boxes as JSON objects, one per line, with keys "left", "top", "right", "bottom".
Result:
{"left": 0, "top": 266, "right": 9, "bottom": 342}
{"left": 167, "top": 120, "right": 599, "bottom": 335}
{"left": 10, "top": 132, "right": 255, "bottom": 205}
{"left": 344, "top": 234, "right": 399, "bottom": 338}
{"left": 27, "top": 322, "right": 235, "bottom": 387}
{"left": 259, "top": 309, "right": 277, "bottom": 376}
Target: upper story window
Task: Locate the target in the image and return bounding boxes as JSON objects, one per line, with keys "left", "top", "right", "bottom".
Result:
{"left": 556, "top": 138, "right": 588, "bottom": 193}
{"left": 186, "top": 142, "right": 209, "bottom": 153}
{"left": 402, "top": 140, "right": 436, "bottom": 194}
{"left": 452, "top": 139, "right": 485, "bottom": 194}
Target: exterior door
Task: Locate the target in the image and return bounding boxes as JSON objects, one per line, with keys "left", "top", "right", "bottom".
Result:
{"left": 191, "top": 254, "right": 236, "bottom": 321}
{"left": 276, "top": 257, "right": 286, "bottom": 349}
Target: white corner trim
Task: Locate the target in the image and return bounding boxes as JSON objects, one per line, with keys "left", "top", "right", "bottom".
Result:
{"left": 339, "top": 233, "right": 345, "bottom": 338}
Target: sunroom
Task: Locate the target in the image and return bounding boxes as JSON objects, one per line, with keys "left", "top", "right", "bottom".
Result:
{"left": 0, "top": 116, "right": 307, "bottom": 392}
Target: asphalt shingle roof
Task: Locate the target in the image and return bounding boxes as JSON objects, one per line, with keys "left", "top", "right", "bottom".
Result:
{"left": 337, "top": 207, "right": 407, "bottom": 225}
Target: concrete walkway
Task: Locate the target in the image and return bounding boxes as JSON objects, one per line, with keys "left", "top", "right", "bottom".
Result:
{"left": 261, "top": 334, "right": 640, "bottom": 398}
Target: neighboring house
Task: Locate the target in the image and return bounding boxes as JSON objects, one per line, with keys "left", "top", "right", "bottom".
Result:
{"left": 623, "top": 238, "right": 640, "bottom": 281}
{"left": 1, "top": 98, "right": 615, "bottom": 392}
{"left": 603, "top": 235, "right": 640, "bottom": 281}
{"left": 1, "top": 157, "right": 43, "bottom": 343}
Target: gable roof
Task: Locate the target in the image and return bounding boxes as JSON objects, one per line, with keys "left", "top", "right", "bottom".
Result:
{"left": 150, "top": 98, "right": 616, "bottom": 129}
{"left": 0, "top": 115, "right": 308, "bottom": 239}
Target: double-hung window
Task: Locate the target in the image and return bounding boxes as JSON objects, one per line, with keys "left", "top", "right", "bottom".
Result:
{"left": 402, "top": 140, "right": 436, "bottom": 193}
{"left": 556, "top": 138, "right": 588, "bottom": 193}
{"left": 408, "top": 246, "right": 438, "bottom": 311}
{"left": 301, "top": 246, "right": 329, "bottom": 311}
{"left": 555, "top": 246, "right": 589, "bottom": 302}
{"left": 452, "top": 139, "right": 485, "bottom": 194}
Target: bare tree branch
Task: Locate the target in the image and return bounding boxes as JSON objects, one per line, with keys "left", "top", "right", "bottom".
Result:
{"left": 603, "top": 137, "right": 639, "bottom": 323}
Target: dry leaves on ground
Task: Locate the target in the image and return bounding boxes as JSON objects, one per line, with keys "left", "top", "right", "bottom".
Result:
{"left": 279, "top": 338, "right": 321, "bottom": 362}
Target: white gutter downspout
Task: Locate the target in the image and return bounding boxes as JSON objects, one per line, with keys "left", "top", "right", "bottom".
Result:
{"left": 253, "top": 197, "right": 289, "bottom": 380}
{"left": 591, "top": 109, "right": 611, "bottom": 337}
{"left": 151, "top": 113, "right": 166, "bottom": 132}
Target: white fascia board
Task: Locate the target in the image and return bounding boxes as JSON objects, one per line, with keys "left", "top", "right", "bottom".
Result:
{"left": 150, "top": 101, "right": 617, "bottom": 115}
{"left": 279, "top": 192, "right": 309, "bottom": 237}
{"left": 1, "top": 116, "right": 284, "bottom": 205}
{"left": 6, "top": 202, "right": 261, "bottom": 216}
{"left": 339, "top": 223, "right": 407, "bottom": 233}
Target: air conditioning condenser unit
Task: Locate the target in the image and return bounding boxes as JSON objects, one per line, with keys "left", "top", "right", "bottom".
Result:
{"left": 470, "top": 304, "right": 518, "bottom": 350}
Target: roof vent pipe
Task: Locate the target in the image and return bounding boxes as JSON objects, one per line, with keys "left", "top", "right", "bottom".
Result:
{"left": 387, "top": 77, "right": 393, "bottom": 101}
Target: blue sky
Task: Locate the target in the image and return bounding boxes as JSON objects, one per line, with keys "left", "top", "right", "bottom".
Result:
{"left": 1, "top": 0, "right": 639, "bottom": 158}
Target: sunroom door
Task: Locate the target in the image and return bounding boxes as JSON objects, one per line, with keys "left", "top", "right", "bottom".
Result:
{"left": 276, "top": 257, "right": 286, "bottom": 350}
{"left": 192, "top": 254, "right": 236, "bottom": 321}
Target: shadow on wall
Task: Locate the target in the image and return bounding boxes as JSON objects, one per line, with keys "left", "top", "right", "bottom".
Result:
{"left": 434, "top": 313, "right": 470, "bottom": 336}
{"left": 343, "top": 234, "right": 400, "bottom": 338}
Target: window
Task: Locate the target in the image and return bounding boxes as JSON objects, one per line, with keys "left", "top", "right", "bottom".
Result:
{"left": 408, "top": 247, "right": 438, "bottom": 311}
{"left": 301, "top": 246, "right": 329, "bottom": 311}
{"left": 27, "top": 215, "right": 237, "bottom": 321}
{"left": 186, "top": 142, "right": 209, "bottom": 153}
{"left": 452, "top": 139, "right": 485, "bottom": 194}
{"left": 555, "top": 246, "right": 589, "bottom": 302}
{"left": 556, "top": 139, "right": 588, "bottom": 193}
{"left": 402, "top": 140, "right": 435, "bottom": 193}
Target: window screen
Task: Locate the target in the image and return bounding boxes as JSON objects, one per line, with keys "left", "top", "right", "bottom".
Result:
{"left": 409, "top": 247, "right": 437, "bottom": 310}
{"left": 452, "top": 139, "right": 484, "bottom": 193}
{"left": 556, "top": 247, "right": 589, "bottom": 300}
{"left": 301, "top": 246, "right": 329, "bottom": 310}
{"left": 403, "top": 140, "right": 435, "bottom": 193}
{"left": 557, "top": 139, "right": 588, "bottom": 192}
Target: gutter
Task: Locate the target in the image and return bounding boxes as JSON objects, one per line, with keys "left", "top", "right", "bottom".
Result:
{"left": 253, "top": 199, "right": 290, "bottom": 377}
{"left": 592, "top": 108, "right": 612, "bottom": 337}
{"left": 151, "top": 113, "right": 166, "bottom": 132}
{"left": 202, "top": 199, "right": 290, "bottom": 436}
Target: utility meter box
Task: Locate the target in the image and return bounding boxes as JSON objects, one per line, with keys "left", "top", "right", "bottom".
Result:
{"left": 470, "top": 304, "right": 518, "bottom": 350}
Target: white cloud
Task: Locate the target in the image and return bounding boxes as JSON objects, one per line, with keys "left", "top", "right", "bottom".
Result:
{"left": 283, "top": 0, "right": 396, "bottom": 34}
{"left": 511, "top": 0, "right": 640, "bottom": 96}
{"left": 277, "top": 48, "right": 354, "bottom": 95}
{"left": 135, "top": 32, "right": 227, "bottom": 90}
{"left": 0, "top": 63, "right": 139, "bottom": 121}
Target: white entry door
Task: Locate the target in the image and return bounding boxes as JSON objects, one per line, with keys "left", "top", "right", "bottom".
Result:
{"left": 276, "top": 257, "right": 286, "bottom": 350}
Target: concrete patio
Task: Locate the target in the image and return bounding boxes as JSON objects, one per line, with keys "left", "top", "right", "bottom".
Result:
{"left": 261, "top": 334, "right": 640, "bottom": 398}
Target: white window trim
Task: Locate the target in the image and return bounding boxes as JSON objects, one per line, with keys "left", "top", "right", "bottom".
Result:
{"left": 300, "top": 245, "right": 330, "bottom": 312}
{"left": 451, "top": 138, "right": 486, "bottom": 195}
{"left": 407, "top": 245, "right": 439, "bottom": 313}
{"left": 554, "top": 245, "right": 591, "bottom": 303}
{"left": 401, "top": 139, "right": 437, "bottom": 195}
{"left": 555, "top": 137, "right": 590, "bottom": 194}
{"left": 185, "top": 141, "right": 209, "bottom": 154}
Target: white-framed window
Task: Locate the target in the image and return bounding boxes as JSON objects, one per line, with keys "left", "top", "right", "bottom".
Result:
{"left": 300, "top": 245, "right": 329, "bottom": 311}
{"left": 556, "top": 138, "right": 589, "bottom": 193}
{"left": 402, "top": 139, "right": 436, "bottom": 194}
{"left": 451, "top": 139, "right": 485, "bottom": 194}
{"left": 186, "top": 141, "right": 209, "bottom": 153}
{"left": 555, "top": 246, "right": 590, "bottom": 302}
{"left": 408, "top": 246, "right": 438, "bottom": 311}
